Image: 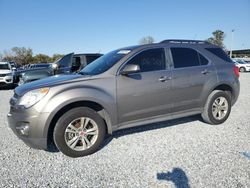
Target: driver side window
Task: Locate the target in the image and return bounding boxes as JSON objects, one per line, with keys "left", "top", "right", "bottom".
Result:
{"left": 127, "top": 48, "right": 166, "bottom": 72}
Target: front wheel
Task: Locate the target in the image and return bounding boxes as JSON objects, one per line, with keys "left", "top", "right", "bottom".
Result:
{"left": 53, "top": 107, "right": 106, "bottom": 157}
{"left": 239, "top": 67, "right": 246, "bottom": 72}
{"left": 201, "top": 90, "right": 231, "bottom": 125}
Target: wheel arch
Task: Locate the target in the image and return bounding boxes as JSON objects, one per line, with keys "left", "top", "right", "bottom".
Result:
{"left": 46, "top": 100, "right": 113, "bottom": 149}
{"left": 202, "top": 83, "right": 236, "bottom": 108}
{"left": 213, "top": 84, "right": 233, "bottom": 98}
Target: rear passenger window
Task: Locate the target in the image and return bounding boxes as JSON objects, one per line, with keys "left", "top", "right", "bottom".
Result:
{"left": 198, "top": 53, "right": 209, "bottom": 65}
{"left": 206, "top": 48, "right": 232, "bottom": 63}
{"left": 127, "top": 48, "right": 166, "bottom": 72}
{"left": 171, "top": 48, "right": 200, "bottom": 68}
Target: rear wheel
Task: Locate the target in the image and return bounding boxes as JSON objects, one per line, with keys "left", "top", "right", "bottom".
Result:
{"left": 201, "top": 90, "right": 231, "bottom": 125}
{"left": 53, "top": 107, "right": 106, "bottom": 157}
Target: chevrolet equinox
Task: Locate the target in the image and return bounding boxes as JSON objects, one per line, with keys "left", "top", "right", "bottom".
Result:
{"left": 7, "top": 40, "right": 240, "bottom": 157}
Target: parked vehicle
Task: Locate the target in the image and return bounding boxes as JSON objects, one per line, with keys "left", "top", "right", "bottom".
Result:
{"left": 0, "top": 62, "right": 14, "bottom": 88}
{"left": 28, "top": 63, "right": 51, "bottom": 69}
{"left": 232, "top": 59, "right": 250, "bottom": 72}
{"left": 17, "top": 53, "right": 102, "bottom": 84}
{"left": 8, "top": 40, "right": 240, "bottom": 157}
{"left": 9, "top": 61, "right": 18, "bottom": 70}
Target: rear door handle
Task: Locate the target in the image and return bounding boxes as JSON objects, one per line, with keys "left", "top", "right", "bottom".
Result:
{"left": 158, "top": 76, "right": 172, "bottom": 82}
{"left": 201, "top": 69, "right": 210, "bottom": 74}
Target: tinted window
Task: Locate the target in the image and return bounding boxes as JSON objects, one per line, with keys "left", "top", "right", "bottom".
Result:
{"left": 86, "top": 55, "right": 101, "bottom": 64}
{"left": 171, "top": 48, "right": 200, "bottom": 68}
{"left": 198, "top": 53, "right": 209, "bottom": 65}
{"left": 58, "top": 54, "right": 72, "bottom": 67}
{"left": 127, "top": 48, "right": 166, "bottom": 72}
{"left": 206, "top": 48, "right": 232, "bottom": 63}
{"left": 72, "top": 57, "right": 81, "bottom": 65}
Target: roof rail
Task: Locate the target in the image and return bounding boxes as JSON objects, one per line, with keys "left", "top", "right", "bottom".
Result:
{"left": 160, "top": 39, "right": 210, "bottom": 44}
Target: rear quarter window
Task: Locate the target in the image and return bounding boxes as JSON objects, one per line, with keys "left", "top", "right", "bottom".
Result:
{"left": 206, "top": 48, "right": 232, "bottom": 63}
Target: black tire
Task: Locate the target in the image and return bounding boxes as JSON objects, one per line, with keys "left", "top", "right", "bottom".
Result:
{"left": 201, "top": 90, "right": 231, "bottom": 125}
{"left": 239, "top": 67, "right": 246, "bottom": 72}
{"left": 53, "top": 107, "right": 106, "bottom": 158}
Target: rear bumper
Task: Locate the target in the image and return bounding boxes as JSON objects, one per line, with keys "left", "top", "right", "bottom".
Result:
{"left": 7, "top": 109, "right": 49, "bottom": 150}
{"left": 232, "top": 78, "right": 240, "bottom": 106}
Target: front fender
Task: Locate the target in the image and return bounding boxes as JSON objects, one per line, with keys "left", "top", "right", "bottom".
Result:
{"left": 39, "top": 86, "right": 117, "bottom": 139}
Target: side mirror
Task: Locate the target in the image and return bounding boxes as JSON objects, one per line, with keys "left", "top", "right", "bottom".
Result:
{"left": 121, "top": 64, "right": 140, "bottom": 75}
{"left": 12, "top": 67, "right": 17, "bottom": 71}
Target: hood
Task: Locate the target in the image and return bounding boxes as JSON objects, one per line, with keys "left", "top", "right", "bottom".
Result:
{"left": 0, "top": 69, "right": 12, "bottom": 74}
{"left": 15, "top": 74, "right": 91, "bottom": 96}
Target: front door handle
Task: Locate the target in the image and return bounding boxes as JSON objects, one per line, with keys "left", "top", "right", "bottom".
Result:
{"left": 201, "top": 69, "right": 210, "bottom": 74}
{"left": 158, "top": 76, "right": 172, "bottom": 82}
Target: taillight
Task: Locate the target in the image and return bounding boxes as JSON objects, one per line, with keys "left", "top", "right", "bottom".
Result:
{"left": 233, "top": 65, "right": 239, "bottom": 78}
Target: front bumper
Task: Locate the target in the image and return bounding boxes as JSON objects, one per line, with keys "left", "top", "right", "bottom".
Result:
{"left": 0, "top": 75, "right": 13, "bottom": 85}
{"left": 245, "top": 67, "right": 250, "bottom": 71}
{"left": 7, "top": 107, "right": 50, "bottom": 150}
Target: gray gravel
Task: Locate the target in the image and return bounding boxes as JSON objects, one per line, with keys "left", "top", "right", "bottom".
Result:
{"left": 0, "top": 74, "right": 250, "bottom": 188}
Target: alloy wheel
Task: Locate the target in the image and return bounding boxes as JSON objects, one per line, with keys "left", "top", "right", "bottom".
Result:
{"left": 212, "top": 96, "right": 229, "bottom": 120}
{"left": 64, "top": 117, "right": 99, "bottom": 151}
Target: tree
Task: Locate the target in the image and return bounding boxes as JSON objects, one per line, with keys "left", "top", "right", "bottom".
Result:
{"left": 2, "top": 50, "right": 14, "bottom": 62}
{"left": 3, "top": 47, "right": 33, "bottom": 65}
{"left": 139, "top": 36, "right": 155, "bottom": 45}
{"left": 206, "top": 30, "right": 225, "bottom": 49}
{"left": 33, "top": 54, "right": 50, "bottom": 63}
{"left": 0, "top": 47, "right": 65, "bottom": 65}
{"left": 49, "top": 54, "right": 65, "bottom": 62}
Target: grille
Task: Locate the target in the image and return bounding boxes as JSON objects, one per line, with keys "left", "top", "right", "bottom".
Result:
{"left": 0, "top": 74, "right": 6, "bottom": 77}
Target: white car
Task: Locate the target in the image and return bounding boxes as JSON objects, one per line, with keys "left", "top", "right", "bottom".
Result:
{"left": 0, "top": 62, "right": 14, "bottom": 87}
{"left": 233, "top": 59, "right": 250, "bottom": 72}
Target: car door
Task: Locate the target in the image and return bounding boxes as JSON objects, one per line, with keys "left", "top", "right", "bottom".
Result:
{"left": 170, "top": 47, "right": 216, "bottom": 112}
{"left": 116, "top": 48, "right": 173, "bottom": 125}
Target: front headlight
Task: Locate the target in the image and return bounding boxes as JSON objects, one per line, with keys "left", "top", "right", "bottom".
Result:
{"left": 18, "top": 88, "right": 49, "bottom": 108}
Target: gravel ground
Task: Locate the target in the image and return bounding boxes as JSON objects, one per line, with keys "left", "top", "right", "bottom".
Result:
{"left": 0, "top": 74, "right": 249, "bottom": 188}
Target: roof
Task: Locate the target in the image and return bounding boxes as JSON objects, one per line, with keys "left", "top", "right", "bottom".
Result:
{"left": 117, "top": 39, "right": 216, "bottom": 52}
{"left": 74, "top": 53, "right": 103, "bottom": 56}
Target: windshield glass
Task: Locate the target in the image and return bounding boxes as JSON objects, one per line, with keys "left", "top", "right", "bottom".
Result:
{"left": 79, "top": 49, "right": 130, "bottom": 75}
{"left": 0, "top": 64, "right": 10, "bottom": 70}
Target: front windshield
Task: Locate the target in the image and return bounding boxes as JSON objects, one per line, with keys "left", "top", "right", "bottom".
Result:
{"left": 0, "top": 64, "right": 10, "bottom": 70}
{"left": 79, "top": 49, "right": 130, "bottom": 75}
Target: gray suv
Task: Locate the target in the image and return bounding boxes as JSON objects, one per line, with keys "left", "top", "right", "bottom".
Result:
{"left": 7, "top": 40, "right": 240, "bottom": 157}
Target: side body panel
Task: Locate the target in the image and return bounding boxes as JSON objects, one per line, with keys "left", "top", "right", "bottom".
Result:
{"left": 116, "top": 69, "right": 172, "bottom": 125}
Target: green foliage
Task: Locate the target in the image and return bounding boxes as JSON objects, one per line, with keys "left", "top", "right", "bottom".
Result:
{"left": 0, "top": 47, "right": 64, "bottom": 65}
{"left": 139, "top": 36, "right": 155, "bottom": 45}
{"left": 206, "top": 30, "right": 225, "bottom": 49}
{"left": 32, "top": 54, "right": 50, "bottom": 63}
{"left": 49, "top": 54, "right": 65, "bottom": 62}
